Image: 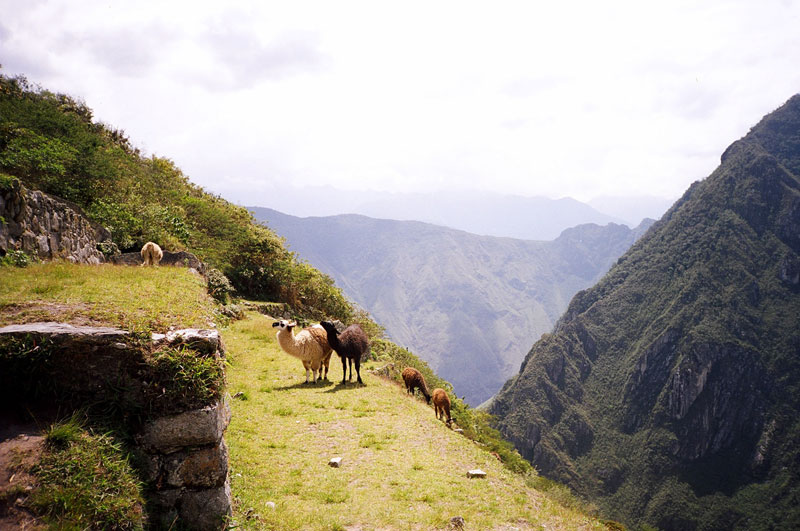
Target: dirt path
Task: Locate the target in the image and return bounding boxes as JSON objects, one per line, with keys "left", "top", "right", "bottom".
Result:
{"left": 0, "top": 418, "right": 46, "bottom": 530}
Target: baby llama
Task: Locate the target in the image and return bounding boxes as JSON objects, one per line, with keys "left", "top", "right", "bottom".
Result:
{"left": 320, "top": 321, "right": 369, "bottom": 385}
{"left": 401, "top": 367, "right": 431, "bottom": 404}
{"left": 272, "top": 320, "right": 333, "bottom": 383}
{"left": 432, "top": 388, "right": 453, "bottom": 426}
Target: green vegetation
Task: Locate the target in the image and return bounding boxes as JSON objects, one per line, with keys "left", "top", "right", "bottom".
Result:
{"left": 0, "top": 71, "right": 353, "bottom": 321}
{"left": 0, "top": 249, "right": 32, "bottom": 267}
{"left": 0, "top": 263, "right": 226, "bottom": 420}
{"left": 490, "top": 95, "right": 800, "bottom": 530}
{"left": 371, "top": 338, "right": 533, "bottom": 475}
{"left": 32, "top": 417, "right": 145, "bottom": 530}
{"left": 225, "top": 312, "right": 605, "bottom": 530}
{"left": 150, "top": 346, "right": 225, "bottom": 407}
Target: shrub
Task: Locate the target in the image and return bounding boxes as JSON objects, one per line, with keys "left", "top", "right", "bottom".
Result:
{"left": 0, "top": 171, "right": 17, "bottom": 191}
{"left": 206, "top": 268, "right": 235, "bottom": 303}
{"left": 0, "top": 249, "right": 31, "bottom": 267}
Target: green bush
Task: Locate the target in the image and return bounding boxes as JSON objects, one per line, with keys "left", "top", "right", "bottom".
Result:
{"left": 0, "top": 249, "right": 32, "bottom": 267}
{"left": 0, "top": 171, "right": 17, "bottom": 191}
{"left": 206, "top": 268, "right": 235, "bottom": 303}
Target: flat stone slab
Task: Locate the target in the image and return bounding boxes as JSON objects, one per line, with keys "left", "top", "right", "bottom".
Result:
{"left": 152, "top": 329, "right": 224, "bottom": 355}
{"left": 0, "top": 322, "right": 129, "bottom": 339}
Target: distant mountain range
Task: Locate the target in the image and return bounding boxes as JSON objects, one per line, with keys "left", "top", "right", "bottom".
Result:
{"left": 490, "top": 95, "right": 800, "bottom": 530}
{"left": 249, "top": 187, "right": 670, "bottom": 241}
{"left": 251, "top": 206, "right": 653, "bottom": 405}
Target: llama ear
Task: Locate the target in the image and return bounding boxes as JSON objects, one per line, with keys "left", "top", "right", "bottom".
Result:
{"left": 288, "top": 321, "right": 298, "bottom": 327}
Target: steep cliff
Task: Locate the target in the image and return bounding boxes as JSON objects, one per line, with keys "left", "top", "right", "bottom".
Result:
{"left": 490, "top": 94, "right": 800, "bottom": 530}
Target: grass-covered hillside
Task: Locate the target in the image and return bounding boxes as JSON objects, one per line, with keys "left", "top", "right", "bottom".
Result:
{"left": 226, "top": 311, "right": 608, "bottom": 530}
{"left": 0, "top": 263, "right": 608, "bottom": 529}
{"left": 0, "top": 261, "right": 216, "bottom": 332}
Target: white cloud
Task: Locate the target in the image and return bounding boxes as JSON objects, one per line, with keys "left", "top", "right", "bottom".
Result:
{"left": 1, "top": 0, "right": 799, "bottom": 205}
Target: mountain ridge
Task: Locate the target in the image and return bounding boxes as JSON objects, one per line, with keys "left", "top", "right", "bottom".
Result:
{"left": 246, "top": 187, "right": 650, "bottom": 240}
{"left": 489, "top": 94, "right": 800, "bottom": 530}
{"left": 251, "top": 206, "right": 653, "bottom": 405}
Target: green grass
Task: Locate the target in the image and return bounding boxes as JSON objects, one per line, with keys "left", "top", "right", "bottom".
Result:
{"left": 0, "top": 262, "right": 216, "bottom": 333}
{"left": 31, "top": 418, "right": 145, "bottom": 530}
{"left": 225, "top": 312, "right": 606, "bottom": 530}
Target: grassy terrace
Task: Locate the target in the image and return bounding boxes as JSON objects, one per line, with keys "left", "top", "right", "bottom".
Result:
{"left": 0, "top": 262, "right": 219, "bottom": 529}
{"left": 0, "top": 263, "right": 606, "bottom": 529}
{"left": 225, "top": 312, "right": 605, "bottom": 530}
{"left": 0, "top": 262, "right": 216, "bottom": 333}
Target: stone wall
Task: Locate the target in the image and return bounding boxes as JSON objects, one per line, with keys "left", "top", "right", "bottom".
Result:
{"left": 0, "top": 179, "right": 113, "bottom": 263}
{"left": 136, "top": 399, "right": 232, "bottom": 529}
{"left": 0, "top": 323, "right": 232, "bottom": 529}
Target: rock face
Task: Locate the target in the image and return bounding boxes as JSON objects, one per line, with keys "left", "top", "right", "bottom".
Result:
{"left": 0, "top": 179, "right": 113, "bottom": 263}
{"left": 490, "top": 94, "right": 800, "bottom": 530}
{"left": 0, "top": 323, "right": 232, "bottom": 529}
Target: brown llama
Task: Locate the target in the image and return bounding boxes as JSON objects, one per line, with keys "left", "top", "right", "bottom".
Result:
{"left": 401, "top": 367, "right": 431, "bottom": 404}
{"left": 432, "top": 388, "right": 452, "bottom": 426}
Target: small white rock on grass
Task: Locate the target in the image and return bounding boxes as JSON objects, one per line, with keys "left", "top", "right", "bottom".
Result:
{"left": 329, "top": 457, "right": 343, "bottom": 468}
{"left": 466, "top": 469, "right": 486, "bottom": 478}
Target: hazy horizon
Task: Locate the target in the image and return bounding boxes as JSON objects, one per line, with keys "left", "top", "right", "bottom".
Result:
{"left": 2, "top": 1, "right": 799, "bottom": 208}
{"left": 248, "top": 186, "right": 673, "bottom": 240}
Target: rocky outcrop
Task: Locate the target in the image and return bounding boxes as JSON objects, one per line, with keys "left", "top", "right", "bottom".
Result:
{"left": 0, "top": 323, "right": 232, "bottom": 529}
{"left": 0, "top": 179, "right": 114, "bottom": 263}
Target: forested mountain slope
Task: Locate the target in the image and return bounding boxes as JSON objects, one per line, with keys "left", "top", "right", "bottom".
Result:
{"left": 252, "top": 207, "right": 652, "bottom": 405}
{"left": 490, "top": 94, "right": 800, "bottom": 530}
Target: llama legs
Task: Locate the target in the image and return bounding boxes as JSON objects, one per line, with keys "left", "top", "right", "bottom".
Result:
{"left": 355, "top": 358, "right": 363, "bottom": 384}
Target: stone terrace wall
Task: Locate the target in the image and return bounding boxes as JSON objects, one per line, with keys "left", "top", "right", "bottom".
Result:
{"left": 0, "top": 323, "right": 232, "bottom": 529}
{"left": 0, "top": 179, "right": 113, "bottom": 263}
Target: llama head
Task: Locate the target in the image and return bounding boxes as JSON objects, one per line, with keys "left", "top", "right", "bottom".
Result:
{"left": 319, "top": 321, "right": 337, "bottom": 335}
{"left": 272, "top": 320, "right": 296, "bottom": 331}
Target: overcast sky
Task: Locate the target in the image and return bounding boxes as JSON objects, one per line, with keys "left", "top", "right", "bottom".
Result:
{"left": 2, "top": 0, "right": 799, "bottom": 206}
